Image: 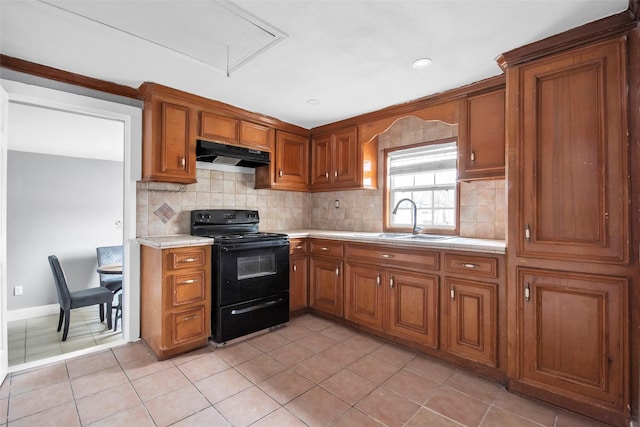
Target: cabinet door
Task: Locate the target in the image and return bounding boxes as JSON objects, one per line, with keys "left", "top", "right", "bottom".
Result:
{"left": 275, "top": 131, "right": 309, "bottom": 186}
{"left": 332, "top": 126, "right": 359, "bottom": 186}
{"left": 200, "top": 112, "right": 239, "bottom": 143}
{"left": 459, "top": 89, "right": 505, "bottom": 180}
{"left": 386, "top": 270, "right": 439, "bottom": 348}
{"left": 240, "top": 121, "right": 272, "bottom": 151}
{"left": 516, "top": 38, "right": 628, "bottom": 263}
{"left": 155, "top": 101, "right": 196, "bottom": 183}
{"left": 309, "top": 257, "right": 343, "bottom": 316}
{"left": 310, "top": 134, "right": 332, "bottom": 187}
{"left": 445, "top": 277, "right": 497, "bottom": 366}
{"left": 290, "top": 255, "right": 308, "bottom": 312}
{"left": 518, "top": 268, "right": 627, "bottom": 408}
{"left": 345, "top": 263, "right": 384, "bottom": 331}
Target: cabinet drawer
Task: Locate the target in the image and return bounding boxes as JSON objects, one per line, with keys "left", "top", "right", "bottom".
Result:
{"left": 444, "top": 253, "right": 498, "bottom": 278}
{"left": 310, "top": 240, "right": 343, "bottom": 257}
{"left": 169, "top": 271, "right": 207, "bottom": 307}
{"left": 170, "top": 306, "right": 207, "bottom": 345}
{"left": 290, "top": 238, "right": 308, "bottom": 255}
{"left": 345, "top": 243, "right": 439, "bottom": 271}
{"left": 168, "top": 247, "right": 207, "bottom": 270}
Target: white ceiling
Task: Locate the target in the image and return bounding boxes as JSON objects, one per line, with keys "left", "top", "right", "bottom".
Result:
{"left": 0, "top": 0, "right": 629, "bottom": 129}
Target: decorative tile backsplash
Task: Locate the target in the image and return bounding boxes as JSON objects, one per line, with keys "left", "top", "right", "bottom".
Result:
{"left": 136, "top": 116, "right": 505, "bottom": 239}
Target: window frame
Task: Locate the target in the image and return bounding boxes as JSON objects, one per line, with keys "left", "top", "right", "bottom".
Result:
{"left": 383, "top": 138, "right": 460, "bottom": 235}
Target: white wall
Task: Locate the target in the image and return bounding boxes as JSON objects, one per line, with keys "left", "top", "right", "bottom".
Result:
{"left": 7, "top": 151, "right": 123, "bottom": 310}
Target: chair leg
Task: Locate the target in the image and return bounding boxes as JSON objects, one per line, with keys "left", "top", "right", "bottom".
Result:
{"left": 57, "top": 308, "right": 64, "bottom": 332}
{"left": 106, "top": 302, "right": 113, "bottom": 330}
{"left": 99, "top": 304, "right": 104, "bottom": 322}
{"left": 62, "top": 309, "right": 71, "bottom": 341}
{"left": 114, "top": 296, "right": 122, "bottom": 332}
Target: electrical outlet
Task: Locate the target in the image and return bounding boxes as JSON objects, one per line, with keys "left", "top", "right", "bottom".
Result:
{"left": 14, "top": 286, "right": 23, "bottom": 296}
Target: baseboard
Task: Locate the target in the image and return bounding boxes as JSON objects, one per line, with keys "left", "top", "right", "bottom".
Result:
{"left": 7, "top": 304, "right": 59, "bottom": 321}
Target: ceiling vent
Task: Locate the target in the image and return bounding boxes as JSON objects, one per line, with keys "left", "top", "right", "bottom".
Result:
{"left": 42, "top": 0, "right": 287, "bottom": 75}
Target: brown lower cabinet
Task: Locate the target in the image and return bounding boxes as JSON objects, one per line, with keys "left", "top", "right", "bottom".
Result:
{"left": 345, "top": 263, "right": 439, "bottom": 348}
{"left": 514, "top": 268, "right": 628, "bottom": 415}
{"left": 309, "top": 239, "right": 344, "bottom": 317}
{"left": 289, "top": 238, "right": 308, "bottom": 312}
{"left": 141, "top": 244, "right": 211, "bottom": 359}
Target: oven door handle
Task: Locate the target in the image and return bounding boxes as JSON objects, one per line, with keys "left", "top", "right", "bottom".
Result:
{"left": 230, "top": 298, "right": 283, "bottom": 315}
{"left": 221, "top": 240, "right": 289, "bottom": 252}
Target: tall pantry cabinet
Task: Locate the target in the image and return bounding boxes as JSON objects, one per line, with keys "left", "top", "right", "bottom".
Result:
{"left": 502, "top": 32, "right": 633, "bottom": 425}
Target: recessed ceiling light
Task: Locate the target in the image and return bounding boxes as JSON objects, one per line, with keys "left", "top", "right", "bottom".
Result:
{"left": 306, "top": 99, "right": 320, "bottom": 105}
{"left": 412, "top": 58, "right": 432, "bottom": 69}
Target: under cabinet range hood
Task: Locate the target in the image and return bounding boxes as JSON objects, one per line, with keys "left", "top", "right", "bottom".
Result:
{"left": 196, "top": 140, "right": 270, "bottom": 167}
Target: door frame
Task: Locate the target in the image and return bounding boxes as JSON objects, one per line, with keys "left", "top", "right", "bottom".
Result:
{"left": 0, "top": 80, "right": 141, "bottom": 359}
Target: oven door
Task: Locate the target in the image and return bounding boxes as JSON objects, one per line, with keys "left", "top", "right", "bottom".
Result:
{"left": 214, "top": 239, "right": 290, "bottom": 306}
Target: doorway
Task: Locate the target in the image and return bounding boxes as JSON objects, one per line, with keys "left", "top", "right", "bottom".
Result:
{"left": 0, "top": 79, "right": 141, "bottom": 371}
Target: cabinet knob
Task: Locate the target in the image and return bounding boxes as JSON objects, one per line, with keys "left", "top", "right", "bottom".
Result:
{"left": 376, "top": 274, "right": 381, "bottom": 286}
{"left": 180, "top": 156, "right": 186, "bottom": 168}
{"left": 335, "top": 266, "right": 340, "bottom": 276}
{"left": 470, "top": 152, "right": 475, "bottom": 162}
{"left": 389, "top": 276, "right": 395, "bottom": 288}
{"left": 325, "top": 172, "right": 329, "bottom": 179}
{"left": 293, "top": 264, "right": 297, "bottom": 272}
{"left": 524, "top": 283, "right": 531, "bottom": 302}
{"left": 279, "top": 169, "right": 283, "bottom": 177}
{"left": 334, "top": 170, "right": 338, "bottom": 178}
{"left": 450, "top": 287, "right": 455, "bottom": 300}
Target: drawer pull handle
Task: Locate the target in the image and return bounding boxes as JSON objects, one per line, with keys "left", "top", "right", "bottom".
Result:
{"left": 462, "top": 263, "right": 479, "bottom": 269}
{"left": 325, "top": 172, "right": 329, "bottom": 179}
{"left": 183, "top": 315, "right": 198, "bottom": 321}
{"left": 180, "top": 156, "right": 186, "bottom": 168}
{"left": 321, "top": 247, "right": 329, "bottom": 251}
{"left": 376, "top": 274, "right": 381, "bottom": 286}
{"left": 389, "top": 276, "right": 394, "bottom": 288}
{"left": 293, "top": 264, "right": 297, "bottom": 272}
{"left": 524, "top": 283, "right": 531, "bottom": 302}
{"left": 279, "top": 169, "right": 283, "bottom": 177}
{"left": 181, "top": 258, "right": 197, "bottom": 263}
{"left": 231, "top": 299, "right": 282, "bottom": 315}
{"left": 181, "top": 279, "right": 196, "bottom": 284}
{"left": 335, "top": 266, "right": 340, "bottom": 276}
{"left": 295, "top": 245, "right": 304, "bottom": 250}
{"left": 525, "top": 224, "right": 531, "bottom": 241}
{"left": 381, "top": 254, "right": 393, "bottom": 259}
{"left": 450, "top": 288, "right": 455, "bottom": 300}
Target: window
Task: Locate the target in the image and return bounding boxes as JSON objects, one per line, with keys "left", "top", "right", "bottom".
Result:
{"left": 386, "top": 139, "right": 458, "bottom": 233}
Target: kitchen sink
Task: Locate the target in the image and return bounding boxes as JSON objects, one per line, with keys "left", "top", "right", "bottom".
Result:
{"left": 374, "top": 233, "right": 454, "bottom": 241}
{"left": 400, "top": 234, "right": 455, "bottom": 241}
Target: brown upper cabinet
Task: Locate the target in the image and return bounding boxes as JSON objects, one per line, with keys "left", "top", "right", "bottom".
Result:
{"left": 458, "top": 88, "right": 506, "bottom": 181}
{"left": 514, "top": 37, "right": 628, "bottom": 264}
{"left": 310, "top": 126, "right": 377, "bottom": 191}
{"left": 200, "top": 111, "right": 273, "bottom": 152}
{"left": 139, "top": 83, "right": 197, "bottom": 184}
{"left": 255, "top": 130, "right": 309, "bottom": 191}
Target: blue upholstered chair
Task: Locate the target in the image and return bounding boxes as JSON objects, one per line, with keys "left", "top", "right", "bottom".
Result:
{"left": 96, "top": 245, "right": 123, "bottom": 328}
{"left": 48, "top": 255, "right": 113, "bottom": 341}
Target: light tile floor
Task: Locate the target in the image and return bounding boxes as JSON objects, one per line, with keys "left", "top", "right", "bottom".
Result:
{"left": 8, "top": 306, "right": 123, "bottom": 367}
{"left": 0, "top": 314, "right": 612, "bottom": 426}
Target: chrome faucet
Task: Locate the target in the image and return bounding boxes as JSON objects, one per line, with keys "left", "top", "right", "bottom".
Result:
{"left": 392, "top": 198, "right": 421, "bottom": 234}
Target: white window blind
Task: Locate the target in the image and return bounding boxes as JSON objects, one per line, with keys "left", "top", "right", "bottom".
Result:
{"left": 388, "top": 141, "right": 457, "bottom": 230}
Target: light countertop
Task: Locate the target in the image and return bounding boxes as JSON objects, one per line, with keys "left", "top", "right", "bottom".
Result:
{"left": 138, "top": 231, "right": 505, "bottom": 254}
{"left": 137, "top": 235, "right": 214, "bottom": 249}
{"left": 272, "top": 230, "right": 506, "bottom": 254}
